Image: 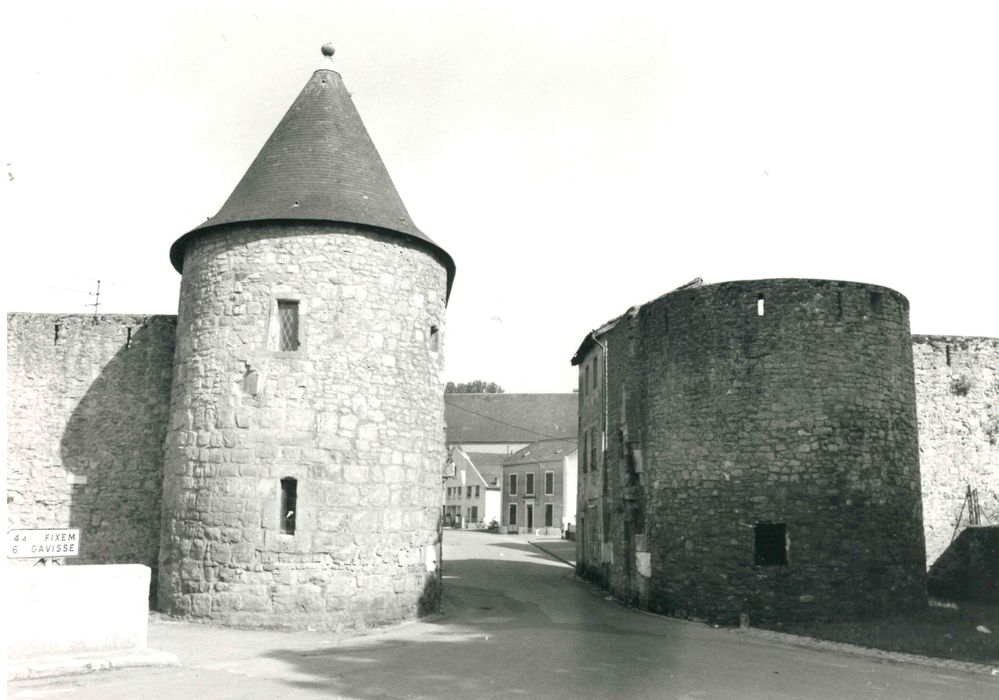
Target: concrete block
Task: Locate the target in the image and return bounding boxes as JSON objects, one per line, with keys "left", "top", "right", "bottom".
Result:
{"left": 8, "top": 564, "right": 152, "bottom": 659}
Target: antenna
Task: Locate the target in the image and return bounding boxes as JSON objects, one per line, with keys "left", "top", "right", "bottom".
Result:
{"left": 86, "top": 280, "right": 101, "bottom": 316}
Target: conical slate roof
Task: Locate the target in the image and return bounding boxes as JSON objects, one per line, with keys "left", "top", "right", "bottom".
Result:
{"left": 170, "top": 65, "right": 455, "bottom": 298}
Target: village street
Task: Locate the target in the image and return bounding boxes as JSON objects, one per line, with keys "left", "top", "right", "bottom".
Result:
{"left": 9, "top": 529, "right": 996, "bottom": 699}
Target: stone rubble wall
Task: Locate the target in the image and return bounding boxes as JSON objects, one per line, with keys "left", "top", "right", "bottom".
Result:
{"left": 577, "top": 280, "right": 928, "bottom": 623}
{"left": 158, "top": 223, "right": 447, "bottom": 629}
{"left": 6, "top": 313, "right": 176, "bottom": 570}
{"left": 913, "top": 335, "right": 999, "bottom": 567}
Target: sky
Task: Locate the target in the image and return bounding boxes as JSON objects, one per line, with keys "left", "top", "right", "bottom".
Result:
{"left": 2, "top": 1, "right": 997, "bottom": 393}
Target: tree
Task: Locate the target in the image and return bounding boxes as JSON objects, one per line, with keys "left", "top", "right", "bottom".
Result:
{"left": 445, "top": 380, "right": 505, "bottom": 394}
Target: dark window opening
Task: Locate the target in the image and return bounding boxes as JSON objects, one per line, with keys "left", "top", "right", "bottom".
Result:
{"left": 946, "top": 345, "right": 952, "bottom": 367}
{"left": 757, "top": 293, "right": 765, "bottom": 316}
{"left": 545, "top": 503, "right": 554, "bottom": 527}
{"left": 509, "top": 473, "right": 517, "bottom": 496}
{"left": 836, "top": 290, "right": 843, "bottom": 319}
{"left": 869, "top": 291, "right": 883, "bottom": 313}
{"left": 754, "top": 523, "right": 787, "bottom": 566}
{"left": 429, "top": 325, "right": 440, "bottom": 352}
{"left": 545, "top": 471, "right": 554, "bottom": 495}
{"left": 125, "top": 327, "right": 132, "bottom": 349}
{"left": 54, "top": 324, "right": 61, "bottom": 345}
{"left": 508, "top": 504, "right": 517, "bottom": 526}
{"left": 277, "top": 300, "right": 300, "bottom": 351}
{"left": 280, "top": 478, "right": 298, "bottom": 535}
{"left": 526, "top": 504, "right": 534, "bottom": 529}
{"left": 526, "top": 473, "right": 535, "bottom": 496}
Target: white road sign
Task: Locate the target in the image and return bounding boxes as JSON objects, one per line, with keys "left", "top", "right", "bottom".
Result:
{"left": 7, "top": 528, "right": 80, "bottom": 559}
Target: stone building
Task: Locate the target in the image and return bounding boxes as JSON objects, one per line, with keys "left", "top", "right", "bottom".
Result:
{"left": 572, "top": 279, "right": 997, "bottom": 624}
{"left": 501, "top": 438, "right": 578, "bottom": 535}
{"left": 7, "top": 49, "right": 455, "bottom": 630}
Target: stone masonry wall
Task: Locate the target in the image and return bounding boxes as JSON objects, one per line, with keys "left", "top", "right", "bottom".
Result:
{"left": 7, "top": 314, "right": 176, "bottom": 570}
{"left": 913, "top": 335, "right": 999, "bottom": 567}
{"left": 159, "top": 223, "right": 447, "bottom": 629}
{"left": 577, "top": 280, "right": 928, "bottom": 624}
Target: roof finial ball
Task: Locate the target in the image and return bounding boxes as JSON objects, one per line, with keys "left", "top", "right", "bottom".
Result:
{"left": 321, "top": 42, "right": 336, "bottom": 59}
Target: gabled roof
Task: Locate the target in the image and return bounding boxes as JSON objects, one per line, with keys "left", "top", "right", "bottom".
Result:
{"left": 464, "top": 452, "right": 506, "bottom": 487}
{"left": 170, "top": 64, "right": 455, "bottom": 299}
{"left": 503, "top": 438, "right": 578, "bottom": 467}
{"left": 445, "top": 393, "right": 578, "bottom": 445}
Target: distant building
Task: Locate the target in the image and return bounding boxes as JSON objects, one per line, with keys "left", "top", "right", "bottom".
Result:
{"left": 443, "top": 447, "right": 503, "bottom": 527}
{"left": 445, "top": 393, "right": 577, "bottom": 455}
{"left": 502, "top": 439, "right": 578, "bottom": 535}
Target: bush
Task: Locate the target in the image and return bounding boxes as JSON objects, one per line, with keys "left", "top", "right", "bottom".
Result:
{"left": 950, "top": 375, "right": 973, "bottom": 396}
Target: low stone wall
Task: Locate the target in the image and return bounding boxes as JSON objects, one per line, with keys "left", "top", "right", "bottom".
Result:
{"left": 6, "top": 314, "right": 176, "bottom": 573}
{"left": 8, "top": 564, "right": 152, "bottom": 658}
{"left": 913, "top": 336, "right": 999, "bottom": 567}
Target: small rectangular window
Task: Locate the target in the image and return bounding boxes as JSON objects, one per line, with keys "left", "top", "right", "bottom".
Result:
{"left": 474, "top": 485, "right": 480, "bottom": 497}
{"left": 545, "top": 471, "right": 554, "bottom": 495}
{"left": 277, "top": 300, "right": 300, "bottom": 351}
{"left": 869, "top": 291, "right": 883, "bottom": 313}
{"left": 754, "top": 523, "right": 787, "bottom": 566}
{"left": 509, "top": 473, "right": 518, "bottom": 496}
{"left": 545, "top": 503, "right": 554, "bottom": 527}
{"left": 508, "top": 504, "right": 517, "bottom": 526}
{"left": 526, "top": 473, "right": 535, "bottom": 496}
{"left": 466, "top": 485, "right": 472, "bottom": 498}
{"left": 757, "top": 294, "right": 765, "bottom": 316}
{"left": 280, "top": 478, "right": 298, "bottom": 535}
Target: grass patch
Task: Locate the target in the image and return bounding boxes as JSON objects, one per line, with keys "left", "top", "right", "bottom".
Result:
{"left": 758, "top": 600, "right": 999, "bottom": 665}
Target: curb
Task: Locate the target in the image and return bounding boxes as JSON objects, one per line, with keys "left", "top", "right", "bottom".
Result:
{"left": 8, "top": 648, "right": 179, "bottom": 681}
{"left": 733, "top": 627, "right": 999, "bottom": 678}
{"left": 569, "top": 573, "right": 998, "bottom": 678}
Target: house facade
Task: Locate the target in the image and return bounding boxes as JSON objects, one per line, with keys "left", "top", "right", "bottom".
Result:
{"left": 501, "top": 439, "right": 578, "bottom": 535}
{"left": 443, "top": 447, "right": 502, "bottom": 528}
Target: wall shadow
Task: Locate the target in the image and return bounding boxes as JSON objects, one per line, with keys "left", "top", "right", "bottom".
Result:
{"left": 60, "top": 317, "right": 175, "bottom": 603}
{"left": 927, "top": 526, "right": 999, "bottom": 603}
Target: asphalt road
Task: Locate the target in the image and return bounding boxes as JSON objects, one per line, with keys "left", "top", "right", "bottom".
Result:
{"left": 9, "top": 530, "right": 997, "bottom": 699}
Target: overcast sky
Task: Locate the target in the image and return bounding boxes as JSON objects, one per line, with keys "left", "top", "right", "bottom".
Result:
{"left": 3, "top": 1, "right": 997, "bottom": 392}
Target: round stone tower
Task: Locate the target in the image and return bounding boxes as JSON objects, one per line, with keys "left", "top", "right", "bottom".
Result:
{"left": 158, "top": 48, "right": 455, "bottom": 628}
{"left": 639, "top": 279, "right": 926, "bottom": 622}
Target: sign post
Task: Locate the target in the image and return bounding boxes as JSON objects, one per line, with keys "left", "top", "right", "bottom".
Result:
{"left": 7, "top": 529, "right": 81, "bottom": 559}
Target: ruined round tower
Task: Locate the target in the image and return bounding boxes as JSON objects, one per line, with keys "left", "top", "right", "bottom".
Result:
{"left": 158, "top": 47, "right": 455, "bottom": 628}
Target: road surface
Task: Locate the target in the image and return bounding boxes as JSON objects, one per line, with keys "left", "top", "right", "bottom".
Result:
{"left": 8, "top": 530, "right": 996, "bottom": 699}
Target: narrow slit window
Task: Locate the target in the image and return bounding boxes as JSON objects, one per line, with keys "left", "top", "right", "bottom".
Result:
{"left": 754, "top": 523, "right": 787, "bottom": 566}
{"left": 836, "top": 290, "right": 843, "bottom": 319}
{"left": 946, "top": 345, "right": 952, "bottom": 367}
{"left": 545, "top": 471, "right": 554, "bottom": 495}
{"left": 869, "top": 291, "right": 883, "bottom": 313}
{"left": 125, "top": 327, "right": 132, "bottom": 349}
{"left": 429, "top": 325, "right": 440, "bottom": 352}
{"left": 757, "top": 294, "right": 765, "bottom": 316}
{"left": 280, "top": 477, "right": 298, "bottom": 535}
{"left": 54, "top": 324, "right": 61, "bottom": 345}
{"left": 277, "top": 300, "right": 300, "bottom": 351}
